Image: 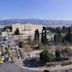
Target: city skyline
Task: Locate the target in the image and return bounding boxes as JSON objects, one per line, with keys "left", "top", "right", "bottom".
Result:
{"left": 0, "top": 0, "right": 72, "bottom": 20}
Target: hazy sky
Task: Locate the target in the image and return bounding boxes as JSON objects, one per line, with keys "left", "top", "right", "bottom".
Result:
{"left": 0, "top": 0, "right": 72, "bottom": 20}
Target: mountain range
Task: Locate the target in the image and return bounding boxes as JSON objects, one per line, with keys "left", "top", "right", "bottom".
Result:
{"left": 0, "top": 19, "right": 72, "bottom": 27}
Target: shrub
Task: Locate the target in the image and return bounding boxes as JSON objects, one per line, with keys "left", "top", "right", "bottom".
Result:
{"left": 40, "top": 50, "right": 54, "bottom": 64}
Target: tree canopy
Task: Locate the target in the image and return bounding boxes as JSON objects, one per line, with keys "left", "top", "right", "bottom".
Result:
{"left": 54, "top": 34, "right": 63, "bottom": 43}
{"left": 65, "top": 27, "right": 72, "bottom": 43}
{"left": 14, "top": 28, "right": 20, "bottom": 35}
{"left": 41, "top": 27, "right": 48, "bottom": 44}
{"left": 40, "top": 50, "right": 54, "bottom": 64}
{"left": 55, "top": 49, "right": 62, "bottom": 61}
{"left": 34, "top": 29, "right": 39, "bottom": 43}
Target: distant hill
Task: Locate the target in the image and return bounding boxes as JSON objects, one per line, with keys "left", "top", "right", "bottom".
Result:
{"left": 0, "top": 19, "right": 72, "bottom": 27}
{"left": 0, "top": 19, "right": 48, "bottom": 25}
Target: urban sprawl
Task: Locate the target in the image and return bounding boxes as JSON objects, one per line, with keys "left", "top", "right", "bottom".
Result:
{"left": 0, "top": 23, "right": 72, "bottom": 72}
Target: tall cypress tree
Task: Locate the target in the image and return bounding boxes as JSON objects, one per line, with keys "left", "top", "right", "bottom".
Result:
{"left": 34, "top": 29, "right": 39, "bottom": 43}
{"left": 65, "top": 27, "right": 72, "bottom": 43}
{"left": 41, "top": 27, "right": 48, "bottom": 44}
{"left": 15, "top": 28, "right": 20, "bottom": 35}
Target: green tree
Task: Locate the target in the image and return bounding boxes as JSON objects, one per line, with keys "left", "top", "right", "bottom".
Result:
{"left": 41, "top": 27, "right": 48, "bottom": 44}
{"left": 54, "top": 34, "right": 63, "bottom": 43}
{"left": 3, "top": 26, "right": 12, "bottom": 32}
{"left": 56, "top": 27, "right": 61, "bottom": 34}
{"left": 19, "top": 41, "right": 24, "bottom": 48}
{"left": 14, "top": 28, "right": 20, "bottom": 35}
{"left": 62, "top": 26, "right": 67, "bottom": 33}
{"left": 62, "top": 48, "right": 72, "bottom": 57}
{"left": 55, "top": 49, "right": 62, "bottom": 61}
{"left": 54, "top": 34, "right": 57, "bottom": 43}
{"left": 40, "top": 50, "right": 54, "bottom": 64}
{"left": 65, "top": 27, "right": 72, "bottom": 43}
{"left": 34, "top": 29, "right": 39, "bottom": 43}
